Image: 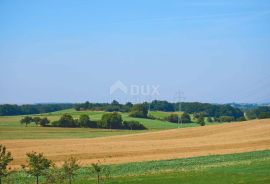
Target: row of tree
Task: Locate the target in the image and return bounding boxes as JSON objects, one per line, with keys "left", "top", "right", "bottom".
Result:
{"left": 20, "top": 116, "right": 50, "bottom": 127}
{"left": 21, "top": 113, "right": 147, "bottom": 130}
{"left": 245, "top": 106, "right": 270, "bottom": 120}
{"left": 0, "top": 144, "right": 108, "bottom": 184}
{"left": 74, "top": 100, "right": 133, "bottom": 112}
{"left": 3, "top": 101, "right": 270, "bottom": 121}
{"left": 0, "top": 104, "right": 73, "bottom": 116}
{"left": 75, "top": 100, "right": 245, "bottom": 119}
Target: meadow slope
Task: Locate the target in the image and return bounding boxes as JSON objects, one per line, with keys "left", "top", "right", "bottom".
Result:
{"left": 2, "top": 119, "right": 270, "bottom": 168}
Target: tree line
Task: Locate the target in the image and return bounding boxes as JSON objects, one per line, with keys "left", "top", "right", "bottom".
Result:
{"left": 1, "top": 100, "right": 246, "bottom": 119}
{"left": 75, "top": 100, "right": 245, "bottom": 119}
{"left": 0, "top": 104, "right": 73, "bottom": 116}
{"left": 20, "top": 113, "right": 147, "bottom": 130}
{"left": 0, "top": 144, "right": 109, "bottom": 184}
{"left": 245, "top": 106, "right": 270, "bottom": 120}
{"left": 74, "top": 100, "right": 133, "bottom": 112}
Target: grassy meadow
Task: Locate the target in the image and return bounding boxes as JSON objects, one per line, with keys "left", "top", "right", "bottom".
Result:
{"left": 0, "top": 109, "right": 211, "bottom": 140}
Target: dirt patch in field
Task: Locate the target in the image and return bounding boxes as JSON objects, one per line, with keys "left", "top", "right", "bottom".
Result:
{"left": 2, "top": 119, "right": 270, "bottom": 168}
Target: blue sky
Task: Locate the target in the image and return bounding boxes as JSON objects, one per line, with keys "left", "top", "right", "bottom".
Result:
{"left": 0, "top": 0, "right": 270, "bottom": 104}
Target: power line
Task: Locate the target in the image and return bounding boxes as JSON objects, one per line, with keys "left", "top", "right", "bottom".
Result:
{"left": 175, "top": 90, "right": 185, "bottom": 128}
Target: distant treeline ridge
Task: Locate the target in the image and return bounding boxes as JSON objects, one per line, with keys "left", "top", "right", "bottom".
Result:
{"left": 75, "top": 100, "right": 245, "bottom": 119}
{"left": 0, "top": 104, "right": 74, "bottom": 116}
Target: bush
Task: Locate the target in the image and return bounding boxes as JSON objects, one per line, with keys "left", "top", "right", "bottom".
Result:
{"left": 101, "top": 112, "right": 123, "bottom": 129}
{"left": 197, "top": 116, "right": 205, "bottom": 126}
{"left": 129, "top": 104, "right": 148, "bottom": 118}
{"left": 181, "top": 112, "right": 191, "bottom": 123}
{"left": 166, "top": 114, "right": 178, "bottom": 123}
{"left": 55, "top": 114, "right": 76, "bottom": 127}
{"left": 123, "top": 121, "right": 146, "bottom": 130}
{"left": 207, "top": 117, "right": 213, "bottom": 123}
{"left": 236, "top": 116, "right": 246, "bottom": 121}
{"left": 51, "top": 121, "right": 60, "bottom": 127}
{"left": 78, "top": 114, "right": 91, "bottom": 127}
{"left": 39, "top": 117, "right": 50, "bottom": 127}
{"left": 258, "top": 112, "right": 270, "bottom": 119}
{"left": 218, "top": 116, "right": 235, "bottom": 122}
{"left": 166, "top": 113, "right": 191, "bottom": 123}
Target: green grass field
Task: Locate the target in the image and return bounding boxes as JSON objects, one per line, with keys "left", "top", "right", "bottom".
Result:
{"left": 0, "top": 109, "right": 209, "bottom": 140}
{"left": 3, "top": 150, "right": 270, "bottom": 184}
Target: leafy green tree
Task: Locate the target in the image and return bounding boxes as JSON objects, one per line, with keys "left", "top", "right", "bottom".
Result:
{"left": 23, "top": 152, "right": 52, "bottom": 184}
{"left": 219, "top": 116, "right": 235, "bottom": 122}
{"left": 62, "top": 157, "right": 80, "bottom": 184}
{"left": 207, "top": 117, "right": 213, "bottom": 123}
{"left": 84, "top": 101, "right": 90, "bottom": 110}
{"left": 58, "top": 114, "right": 76, "bottom": 127}
{"left": 20, "top": 116, "right": 33, "bottom": 127}
{"left": 0, "top": 145, "right": 13, "bottom": 184}
{"left": 258, "top": 112, "right": 270, "bottom": 119}
{"left": 45, "top": 165, "right": 65, "bottom": 184}
{"left": 150, "top": 100, "right": 174, "bottom": 112}
{"left": 111, "top": 100, "right": 120, "bottom": 106}
{"left": 129, "top": 104, "right": 148, "bottom": 118}
{"left": 78, "top": 114, "right": 92, "bottom": 127}
{"left": 39, "top": 117, "right": 50, "bottom": 127}
{"left": 198, "top": 116, "right": 205, "bottom": 126}
{"left": 123, "top": 121, "right": 146, "bottom": 130}
{"left": 91, "top": 161, "right": 110, "bottom": 184}
{"left": 166, "top": 113, "right": 191, "bottom": 124}
{"left": 32, "top": 117, "right": 41, "bottom": 126}
{"left": 101, "top": 112, "right": 122, "bottom": 129}
{"left": 245, "top": 110, "right": 257, "bottom": 120}
{"left": 166, "top": 114, "right": 178, "bottom": 123}
{"left": 181, "top": 112, "right": 191, "bottom": 123}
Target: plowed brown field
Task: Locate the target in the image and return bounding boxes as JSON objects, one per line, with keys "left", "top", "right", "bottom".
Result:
{"left": 2, "top": 119, "right": 270, "bottom": 168}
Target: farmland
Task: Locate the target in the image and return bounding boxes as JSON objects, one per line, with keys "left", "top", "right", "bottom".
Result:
{"left": 0, "top": 109, "right": 204, "bottom": 140}
{"left": 1, "top": 109, "right": 270, "bottom": 183}
{"left": 3, "top": 150, "right": 270, "bottom": 183}
{"left": 1, "top": 118, "right": 270, "bottom": 169}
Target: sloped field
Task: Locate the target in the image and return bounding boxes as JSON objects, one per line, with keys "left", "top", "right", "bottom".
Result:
{"left": 2, "top": 119, "right": 270, "bottom": 168}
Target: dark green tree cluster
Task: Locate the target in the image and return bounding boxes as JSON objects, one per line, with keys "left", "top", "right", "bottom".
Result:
{"left": 75, "top": 100, "right": 133, "bottom": 112}
{"left": 0, "top": 104, "right": 73, "bottom": 116}
{"left": 123, "top": 120, "right": 147, "bottom": 130}
{"left": 145, "top": 101, "right": 244, "bottom": 119}
{"left": 178, "top": 102, "right": 244, "bottom": 119}
{"left": 20, "top": 116, "right": 50, "bottom": 127}
{"left": 49, "top": 113, "right": 147, "bottom": 130}
{"left": 51, "top": 114, "right": 96, "bottom": 128}
{"left": 129, "top": 104, "right": 148, "bottom": 118}
{"left": 215, "top": 116, "right": 235, "bottom": 122}
{"left": 99, "top": 112, "right": 123, "bottom": 129}
{"left": 166, "top": 113, "right": 191, "bottom": 124}
{"left": 149, "top": 100, "right": 174, "bottom": 112}
{"left": 99, "top": 112, "right": 146, "bottom": 130}
{"left": 245, "top": 106, "right": 270, "bottom": 120}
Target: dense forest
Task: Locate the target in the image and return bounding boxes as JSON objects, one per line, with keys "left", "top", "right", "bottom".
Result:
{"left": 0, "top": 104, "right": 74, "bottom": 116}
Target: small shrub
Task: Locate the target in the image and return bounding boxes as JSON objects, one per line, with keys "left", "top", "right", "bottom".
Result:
{"left": 123, "top": 121, "right": 147, "bottom": 130}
